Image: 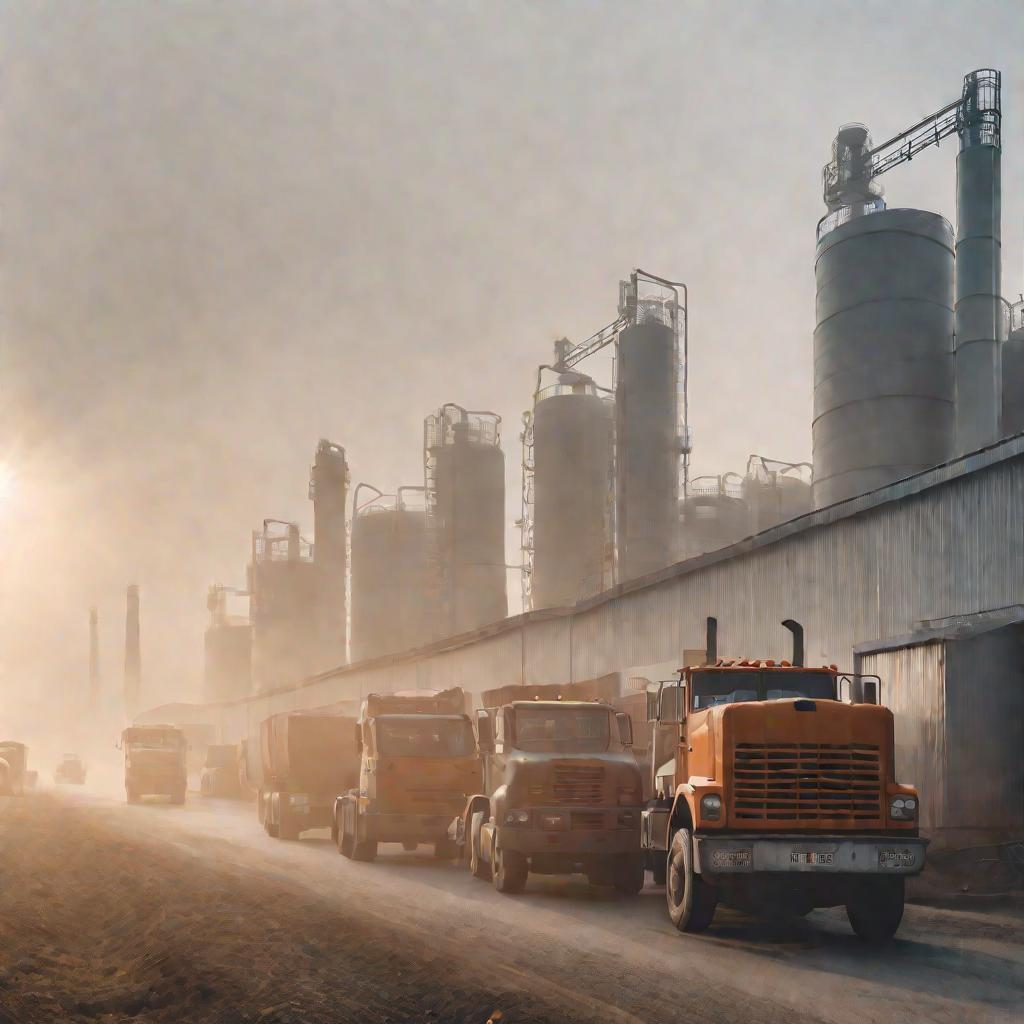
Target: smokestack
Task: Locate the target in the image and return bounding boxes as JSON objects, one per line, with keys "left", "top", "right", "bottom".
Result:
{"left": 310, "top": 440, "right": 349, "bottom": 668}
{"left": 705, "top": 616, "right": 718, "bottom": 663}
{"left": 88, "top": 607, "right": 100, "bottom": 709}
{"left": 955, "top": 69, "right": 1003, "bottom": 454}
{"left": 781, "top": 618, "right": 805, "bottom": 667}
{"left": 124, "top": 584, "right": 141, "bottom": 721}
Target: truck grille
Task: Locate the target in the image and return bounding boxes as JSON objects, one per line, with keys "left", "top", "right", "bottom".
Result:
{"left": 732, "top": 743, "right": 881, "bottom": 822}
{"left": 551, "top": 765, "right": 605, "bottom": 805}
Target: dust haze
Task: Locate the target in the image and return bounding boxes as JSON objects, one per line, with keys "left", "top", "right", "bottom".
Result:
{"left": 2, "top": 0, "right": 1021, "bottom": 733}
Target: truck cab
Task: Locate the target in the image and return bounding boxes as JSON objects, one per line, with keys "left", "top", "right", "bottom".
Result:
{"left": 121, "top": 725, "right": 187, "bottom": 804}
{"left": 642, "top": 618, "right": 927, "bottom": 940}
{"left": 334, "top": 688, "right": 481, "bottom": 862}
{"left": 456, "top": 690, "right": 645, "bottom": 895}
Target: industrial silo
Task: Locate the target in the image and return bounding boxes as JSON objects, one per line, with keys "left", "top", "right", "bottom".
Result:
{"left": 350, "top": 486, "right": 430, "bottom": 662}
{"left": 616, "top": 317, "right": 679, "bottom": 581}
{"left": 425, "top": 405, "right": 508, "bottom": 637}
{"left": 531, "top": 374, "right": 613, "bottom": 608}
{"left": 1002, "top": 303, "right": 1024, "bottom": 437}
{"left": 679, "top": 475, "right": 749, "bottom": 558}
{"left": 309, "top": 439, "right": 349, "bottom": 670}
{"left": 813, "top": 208, "right": 955, "bottom": 507}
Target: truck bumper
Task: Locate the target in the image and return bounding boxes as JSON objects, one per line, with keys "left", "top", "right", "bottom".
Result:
{"left": 693, "top": 834, "right": 928, "bottom": 876}
{"left": 363, "top": 812, "right": 454, "bottom": 842}
{"left": 498, "top": 807, "right": 642, "bottom": 857}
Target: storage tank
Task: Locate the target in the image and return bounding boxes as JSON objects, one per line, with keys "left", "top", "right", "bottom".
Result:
{"left": 1003, "top": 304, "right": 1024, "bottom": 436}
{"left": 743, "top": 457, "right": 813, "bottom": 533}
{"left": 813, "top": 208, "right": 955, "bottom": 508}
{"left": 616, "top": 319, "right": 678, "bottom": 580}
{"left": 425, "top": 405, "right": 508, "bottom": 637}
{"left": 350, "top": 486, "right": 430, "bottom": 662}
{"left": 531, "top": 375, "right": 613, "bottom": 608}
{"left": 679, "top": 475, "right": 749, "bottom": 558}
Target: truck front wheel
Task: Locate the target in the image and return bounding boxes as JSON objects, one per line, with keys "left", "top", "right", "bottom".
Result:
{"left": 491, "top": 837, "right": 528, "bottom": 894}
{"left": 666, "top": 829, "right": 717, "bottom": 933}
{"left": 469, "top": 813, "right": 491, "bottom": 881}
{"left": 846, "top": 876, "right": 905, "bottom": 942}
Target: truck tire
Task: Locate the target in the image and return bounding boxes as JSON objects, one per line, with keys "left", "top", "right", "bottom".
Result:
{"left": 666, "top": 829, "right": 717, "bottom": 933}
{"left": 469, "top": 814, "right": 491, "bottom": 881}
{"left": 846, "top": 877, "right": 905, "bottom": 942}
{"left": 613, "top": 852, "right": 646, "bottom": 895}
{"left": 352, "top": 836, "right": 377, "bottom": 862}
{"left": 491, "top": 836, "right": 528, "bottom": 895}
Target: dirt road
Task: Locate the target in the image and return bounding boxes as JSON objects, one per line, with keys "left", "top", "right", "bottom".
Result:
{"left": 1, "top": 788, "right": 1021, "bottom": 1024}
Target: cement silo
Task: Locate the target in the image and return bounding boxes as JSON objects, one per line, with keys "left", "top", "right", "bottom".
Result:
{"left": 813, "top": 208, "right": 955, "bottom": 507}
{"left": 1003, "top": 302, "right": 1024, "bottom": 436}
{"left": 530, "top": 371, "right": 613, "bottom": 608}
{"left": 679, "top": 475, "right": 749, "bottom": 558}
{"left": 425, "top": 405, "right": 507, "bottom": 637}
{"left": 350, "top": 485, "right": 430, "bottom": 662}
{"left": 616, "top": 315, "right": 679, "bottom": 580}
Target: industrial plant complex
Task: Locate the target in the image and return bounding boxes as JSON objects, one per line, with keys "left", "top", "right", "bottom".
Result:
{"left": 132, "top": 69, "right": 1022, "bottom": 850}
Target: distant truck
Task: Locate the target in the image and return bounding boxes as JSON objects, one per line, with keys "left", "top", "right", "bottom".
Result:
{"left": 452, "top": 684, "right": 645, "bottom": 895}
{"left": 54, "top": 754, "right": 87, "bottom": 785}
{"left": 121, "top": 725, "right": 188, "bottom": 804}
{"left": 334, "top": 688, "right": 480, "bottom": 862}
{"left": 259, "top": 711, "right": 360, "bottom": 841}
{"left": 200, "top": 744, "right": 241, "bottom": 798}
{"left": 642, "top": 618, "right": 927, "bottom": 941}
{"left": 0, "top": 741, "right": 30, "bottom": 796}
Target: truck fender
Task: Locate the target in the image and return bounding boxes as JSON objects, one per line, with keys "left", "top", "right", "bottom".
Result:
{"left": 454, "top": 794, "right": 490, "bottom": 846}
{"left": 669, "top": 785, "right": 696, "bottom": 836}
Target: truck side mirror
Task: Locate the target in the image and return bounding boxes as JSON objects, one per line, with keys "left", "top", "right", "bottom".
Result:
{"left": 616, "top": 712, "right": 633, "bottom": 747}
{"left": 354, "top": 722, "right": 363, "bottom": 753}
{"left": 476, "top": 711, "right": 494, "bottom": 754}
{"left": 646, "top": 686, "right": 660, "bottom": 723}
{"left": 659, "top": 682, "right": 686, "bottom": 724}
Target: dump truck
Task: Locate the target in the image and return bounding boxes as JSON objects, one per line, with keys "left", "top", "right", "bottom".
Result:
{"left": 642, "top": 617, "right": 927, "bottom": 941}
{"left": 121, "top": 725, "right": 187, "bottom": 804}
{"left": 200, "top": 744, "right": 241, "bottom": 797}
{"left": 259, "top": 711, "right": 359, "bottom": 841}
{"left": 334, "top": 688, "right": 480, "bottom": 862}
{"left": 0, "top": 741, "right": 29, "bottom": 796}
{"left": 452, "top": 683, "right": 645, "bottom": 895}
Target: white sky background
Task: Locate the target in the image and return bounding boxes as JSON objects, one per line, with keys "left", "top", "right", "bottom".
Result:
{"left": 1, "top": 0, "right": 1022, "bottom": 726}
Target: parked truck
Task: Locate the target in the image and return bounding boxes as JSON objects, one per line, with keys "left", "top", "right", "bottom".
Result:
{"left": 121, "top": 725, "right": 188, "bottom": 804}
{"left": 334, "top": 688, "right": 480, "bottom": 862}
{"left": 642, "top": 618, "right": 927, "bottom": 941}
{"left": 259, "top": 711, "right": 359, "bottom": 841}
{"left": 200, "top": 744, "right": 241, "bottom": 797}
{"left": 452, "top": 683, "right": 645, "bottom": 895}
{"left": 0, "top": 741, "right": 29, "bottom": 796}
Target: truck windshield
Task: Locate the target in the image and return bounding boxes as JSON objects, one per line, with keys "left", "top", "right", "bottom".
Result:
{"left": 512, "top": 706, "right": 610, "bottom": 753}
{"left": 376, "top": 717, "right": 475, "bottom": 758}
{"left": 128, "top": 735, "right": 181, "bottom": 750}
{"left": 691, "top": 670, "right": 836, "bottom": 709}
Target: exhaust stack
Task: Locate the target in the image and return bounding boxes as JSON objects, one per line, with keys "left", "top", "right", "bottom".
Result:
{"left": 124, "top": 585, "right": 141, "bottom": 721}
{"left": 781, "top": 619, "right": 804, "bottom": 667}
{"left": 705, "top": 616, "right": 718, "bottom": 664}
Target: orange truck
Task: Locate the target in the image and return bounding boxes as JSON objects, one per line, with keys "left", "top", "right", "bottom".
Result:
{"left": 641, "top": 618, "right": 927, "bottom": 941}
{"left": 258, "top": 711, "right": 360, "bottom": 841}
{"left": 333, "top": 688, "right": 480, "bottom": 862}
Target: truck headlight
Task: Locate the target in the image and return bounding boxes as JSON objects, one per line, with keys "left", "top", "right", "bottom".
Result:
{"left": 889, "top": 796, "right": 917, "bottom": 821}
{"left": 700, "top": 794, "right": 723, "bottom": 821}
{"left": 505, "top": 809, "right": 531, "bottom": 826}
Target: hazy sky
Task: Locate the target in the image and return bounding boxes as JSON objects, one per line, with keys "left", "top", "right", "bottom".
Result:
{"left": 2, "top": 0, "right": 1022, "bottom": 724}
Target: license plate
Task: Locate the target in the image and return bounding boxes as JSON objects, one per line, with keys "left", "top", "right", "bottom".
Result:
{"left": 711, "top": 849, "right": 751, "bottom": 868}
{"left": 878, "top": 848, "right": 916, "bottom": 868}
{"left": 790, "top": 850, "right": 835, "bottom": 866}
